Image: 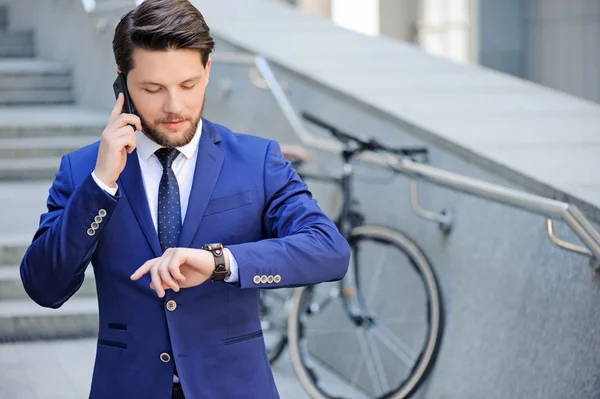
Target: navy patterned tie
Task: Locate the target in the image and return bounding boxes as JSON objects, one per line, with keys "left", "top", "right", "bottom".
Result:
{"left": 155, "top": 148, "right": 182, "bottom": 252}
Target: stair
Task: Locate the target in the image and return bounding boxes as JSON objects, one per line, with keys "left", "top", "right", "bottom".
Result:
{"left": 0, "top": 232, "right": 99, "bottom": 343}
{"left": 0, "top": 3, "right": 102, "bottom": 341}
{"left": 0, "top": 106, "right": 104, "bottom": 180}
{"left": 0, "top": 59, "right": 74, "bottom": 105}
{"left": 0, "top": 136, "right": 98, "bottom": 159}
{"left": 0, "top": 31, "right": 35, "bottom": 57}
{"left": 0, "top": 267, "right": 96, "bottom": 301}
{"left": 0, "top": 5, "right": 8, "bottom": 33}
{"left": 0, "top": 298, "right": 98, "bottom": 342}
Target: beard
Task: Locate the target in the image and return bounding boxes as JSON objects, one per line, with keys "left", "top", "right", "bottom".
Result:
{"left": 139, "top": 95, "right": 205, "bottom": 148}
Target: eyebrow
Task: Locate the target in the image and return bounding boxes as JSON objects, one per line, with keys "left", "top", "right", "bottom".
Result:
{"left": 138, "top": 75, "right": 203, "bottom": 86}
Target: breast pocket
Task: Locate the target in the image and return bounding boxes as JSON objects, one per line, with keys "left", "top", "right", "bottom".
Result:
{"left": 201, "top": 190, "right": 258, "bottom": 239}
{"left": 204, "top": 190, "right": 254, "bottom": 216}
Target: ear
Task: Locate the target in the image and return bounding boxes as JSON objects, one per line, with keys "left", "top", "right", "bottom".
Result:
{"left": 116, "top": 67, "right": 122, "bottom": 75}
{"left": 204, "top": 57, "right": 211, "bottom": 85}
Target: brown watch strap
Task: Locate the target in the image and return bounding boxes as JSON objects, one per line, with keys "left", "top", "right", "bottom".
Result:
{"left": 203, "top": 243, "right": 230, "bottom": 281}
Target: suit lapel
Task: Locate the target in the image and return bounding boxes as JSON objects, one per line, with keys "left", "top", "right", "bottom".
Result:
{"left": 178, "top": 119, "right": 224, "bottom": 248}
{"left": 118, "top": 150, "right": 163, "bottom": 257}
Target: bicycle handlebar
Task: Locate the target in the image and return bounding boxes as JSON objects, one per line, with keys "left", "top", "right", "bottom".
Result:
{"left": 301, "top": 112, "right": 428, "bottom": 160}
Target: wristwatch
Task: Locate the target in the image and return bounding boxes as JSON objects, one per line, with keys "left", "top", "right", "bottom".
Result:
{"left": 202, "top": 243, "right": 230, "bottom": 281}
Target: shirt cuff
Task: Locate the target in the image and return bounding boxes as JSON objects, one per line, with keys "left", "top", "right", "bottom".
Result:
{"left": 224, "top": 248, "right": 239, "bottom": 283}
{"left": 92, "top": 170, "right": 119, "bottom": 196}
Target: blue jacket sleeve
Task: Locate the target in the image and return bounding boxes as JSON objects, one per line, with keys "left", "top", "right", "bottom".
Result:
{"left": 227, "top": 141, "right": 351, "bottom": 289}
{"left": 20, "top": 155, "right": 120, "bottom": 308}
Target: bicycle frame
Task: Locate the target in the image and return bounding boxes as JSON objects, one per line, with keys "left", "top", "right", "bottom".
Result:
{"left": 297, "top": 153, "right": 377, "bottom": 324}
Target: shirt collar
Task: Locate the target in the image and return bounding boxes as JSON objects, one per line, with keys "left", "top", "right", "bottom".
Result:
{"left": 136, "top": 118, "right": 203, "bottom": 161}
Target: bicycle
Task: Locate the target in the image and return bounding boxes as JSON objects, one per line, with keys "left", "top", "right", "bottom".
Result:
{"left": 260, "top": 286, "right": 292, "bottom": 363}
{"left": 279, "top": 112, "right": 445, "bottom": 399}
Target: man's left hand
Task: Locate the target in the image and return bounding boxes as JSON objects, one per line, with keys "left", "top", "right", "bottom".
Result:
{"left": 130, "top": 248, "right": 217, "bottom": 298}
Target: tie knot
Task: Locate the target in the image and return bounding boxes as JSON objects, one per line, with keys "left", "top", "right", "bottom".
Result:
{"left": 155, "top": 148, "right": 180, "bottom": 169}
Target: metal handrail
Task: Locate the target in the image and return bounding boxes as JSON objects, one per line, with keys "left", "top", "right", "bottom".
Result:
{"left": 77, "top": 0, "right": 600, "bottom": 270}
{"left": 211, "top": 52, "right": 600, "bottom": 270}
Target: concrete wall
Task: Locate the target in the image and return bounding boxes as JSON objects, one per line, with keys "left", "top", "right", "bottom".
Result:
{"left": 6, "top": 1, "right": 600, "bottom": 397}
{"left": 526, "top": 0, "right": 600, "bottom": 104}
{"left": 207, "top": 40, "right": 600, "bottom": 398}
{"left": 478, "top": 0, "right": 528, "bottom": 78}
{"left": 1, "top": 0, "right": 136, "bottom": 111}
{"left": 479, "top": 0, "right": 600, "bottom": 104}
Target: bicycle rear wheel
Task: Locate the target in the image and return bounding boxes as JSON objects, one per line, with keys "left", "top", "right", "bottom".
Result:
{"left": 260, "top": 288, "right": 291, "bottom": 364}
{"left": 287, "top": 225, "right": 444, "bottom": 399}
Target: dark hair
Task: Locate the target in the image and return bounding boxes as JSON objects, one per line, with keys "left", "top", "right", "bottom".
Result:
{"left": 112, "top": 0, "right": 215, "bottom": 75}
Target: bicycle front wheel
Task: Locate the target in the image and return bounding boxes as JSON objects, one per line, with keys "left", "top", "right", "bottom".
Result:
{"left": 287, "top": 225, "right": 444, "bottom": 399}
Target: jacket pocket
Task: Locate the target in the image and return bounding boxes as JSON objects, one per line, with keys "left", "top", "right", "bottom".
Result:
{"left": 204, "top": 190, "right": 254, "bottom": 216}
{"left": 108, "top": 323, "right": 127, "bottom": 331}
{"left": 98, "top": 338, "right": 127, "bottom": 349}
{"left": 222, "top": 330, "right": 263, "bottom": 346}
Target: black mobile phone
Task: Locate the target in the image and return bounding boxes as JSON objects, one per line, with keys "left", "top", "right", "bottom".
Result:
{"left": 112, "top": 74, "right": 136, "bottom": 115}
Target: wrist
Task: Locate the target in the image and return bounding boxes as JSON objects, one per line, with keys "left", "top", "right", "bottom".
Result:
{"left": 93, "top": 170, "right": 116, "bottom": 188}
{"left": 202, "top": 243, "right": 230, "bottom": 281}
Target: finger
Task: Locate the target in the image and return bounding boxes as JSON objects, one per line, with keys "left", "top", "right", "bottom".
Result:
{"left": 115, "top": 126, "right": 137, "bottom": 144}
{"left": 130, "top": 257, "right": 158, "bottom": 280}
{"left": 165, "top": 248, "right": 187, "bottom": 283}
{"left": 150, "top": 281, "right": 171, "bottom": 291}
{"left": 150, "top": 264, "right": 165, "bottom": 298}
{"left": 169, "top": 261, "right": 186, "bottom": 284}
{"left": 113, "top": 131, "right": 137, "bottom": 154}
{"left": 115, "top": 125, "right": 135, "bottom": 137}
{"left": 159, "top": 266, "right": 180, "bottom": 292}
{"left": 110, "top": 93, "right": 124, "bottom": 120}
{"left": 158, "top": 250, "right": 181, "bottom": 292}
{"left": 125, "top": 132, "right": 137, "bottom": 154}
{"left": 113, "top": 114, "right": 142, "bottom": 132}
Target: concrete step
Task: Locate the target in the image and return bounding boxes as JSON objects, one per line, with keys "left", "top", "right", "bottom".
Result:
{"left": 0, "top": 297, "right": 98, "bottom": 342}
{"left": 1, "top": 74, "right": 71, "bottom": 90}
{"left": 0, "top": 59, "right": 71, "bottom": 90}
{"left": 0, "top": 136, "right": 97, "bottom": 159}
{"left": 0, "top": 31, "right": 35, "bottom": 57}
{"left": 0, "top": 106, "right": 106, "bottom": 138}
{"left": 0, "top": 266, "right": 96, "bottom": 301}
{"left": 0, "top": 88, "right": 74, "bottom": 106}
{"left": 0, "top": 58, "right": 71, "bottom": 75}
{"left": 0, "top": 235, "right": 30, "bottom": 266}
{"left": 0, "top": 157, "right": 62, "bottom": 180}
{"left": 0, "top": 59, "right": 73, "bottom": 105}
{"left": 0, "top": 183, "right": 52, "bottom": 255}
{"left": 0, "top": 6, "right": 7, "bottom": 32}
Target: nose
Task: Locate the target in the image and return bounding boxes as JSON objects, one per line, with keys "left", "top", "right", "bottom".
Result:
{"left": 163, "top": 91, "right": 184, "bottom": 115}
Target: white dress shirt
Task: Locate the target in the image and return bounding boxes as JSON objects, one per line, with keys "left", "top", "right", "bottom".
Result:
{"left": 91, "top": 119, "right": 239, "bottom": 283}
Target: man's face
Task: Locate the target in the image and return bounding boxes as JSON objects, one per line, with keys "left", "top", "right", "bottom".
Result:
{"left": 125, "top": 48, "right": 211, "bottom": 148}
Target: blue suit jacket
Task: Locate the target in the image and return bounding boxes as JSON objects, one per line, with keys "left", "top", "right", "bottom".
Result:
{"left": 20, "top": 118, "right": 350, "bottom": 399}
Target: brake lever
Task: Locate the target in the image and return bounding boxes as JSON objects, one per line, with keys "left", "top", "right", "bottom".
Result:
{"left": 395, "top": 147, "right": 430, "bottom": 164}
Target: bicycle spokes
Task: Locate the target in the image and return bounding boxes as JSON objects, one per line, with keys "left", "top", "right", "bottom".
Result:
{"left": 291, "top": 231, "right": 440, "bottom": 399}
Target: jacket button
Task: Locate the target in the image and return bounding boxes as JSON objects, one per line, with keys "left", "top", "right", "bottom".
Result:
{"left": 166, "top": 300, "right": 177, "bottom": 311}
{"left": 160, "top": 352, "right": 171, "bottom": 363}
{"left": 253, "top": 275, "right": 261, "bottom": 284}
{"left": 267, "top": 275, "right": 274, "bottom": 284}
{"left": 94, "top": 215, "right": 103, "bottom": 224}
{"left": 98, "top": 209, "right": 107, "bottom": 217}
{"left": 91, "top": 222, "right": 99, "bottom": 230}
{"left": 87, "top": 228, "right": 95, "bottom": 236}
{"left": 273, "top": 275, "right": 281, "bottom": 283}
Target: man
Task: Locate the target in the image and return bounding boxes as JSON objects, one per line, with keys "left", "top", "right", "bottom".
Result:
{"left": 19, "top": 0, "right": 350, "bottom": 398}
